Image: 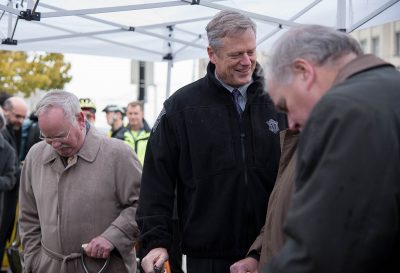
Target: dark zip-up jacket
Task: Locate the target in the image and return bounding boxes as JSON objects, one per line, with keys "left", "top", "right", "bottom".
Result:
{"left": 108, "top": 125, "right": 127, "bottom": 140}
{"left": 137, "top": 62, "right": 283, "bottom": 258}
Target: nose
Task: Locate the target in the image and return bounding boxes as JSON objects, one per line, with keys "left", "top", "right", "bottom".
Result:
{"left": 240, "top": 53, "right": 251, "bottom": 65}
{"left": 51, "top": 140, "right": 63, "bottom": 149}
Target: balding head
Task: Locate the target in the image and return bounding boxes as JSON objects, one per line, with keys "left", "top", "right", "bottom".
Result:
{"left": 2, "top": 96, "right": 28, "bottom": 130}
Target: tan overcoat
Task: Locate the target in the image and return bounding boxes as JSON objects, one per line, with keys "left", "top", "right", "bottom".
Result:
{"left": 19, "top": 127, "right": 142, "bottom": 273}
{"left": 248, "top": 129, "right": 298, "bottom": 269}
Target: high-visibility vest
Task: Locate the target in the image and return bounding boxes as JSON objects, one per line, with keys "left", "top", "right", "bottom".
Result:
{"left": 124, "top": 129, "right": 150, "bottom": 166}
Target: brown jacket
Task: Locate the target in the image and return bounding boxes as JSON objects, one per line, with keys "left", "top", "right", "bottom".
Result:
{"left": 19, "top": 127, "right": 142, "bottom": 273}
{"left": 248, "top": 129, "right": 298, "bottom": 269}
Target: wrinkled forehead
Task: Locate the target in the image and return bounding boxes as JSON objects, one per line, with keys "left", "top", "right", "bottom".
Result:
{"left": 39, "top": 107, "right": 69, "bottom": 127}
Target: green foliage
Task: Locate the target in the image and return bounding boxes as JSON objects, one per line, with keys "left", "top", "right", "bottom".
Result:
{"left": 0, "top": 50, "right": 72, "bottom": 97}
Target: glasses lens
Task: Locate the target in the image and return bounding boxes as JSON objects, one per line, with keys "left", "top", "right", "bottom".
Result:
{"left": 40, "top": 127, "right": 70, "bottom": 142}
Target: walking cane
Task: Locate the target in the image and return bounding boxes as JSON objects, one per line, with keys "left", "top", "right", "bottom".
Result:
{"left": 81, "top": 244, "right": 109, "bottom": 273}
{"left": 154, "top": 261, "right": 171, "bottom": 273}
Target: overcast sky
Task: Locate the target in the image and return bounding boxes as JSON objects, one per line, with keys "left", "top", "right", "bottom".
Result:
{"left": 63, "top": 53, "right": 202, "bottom": 130}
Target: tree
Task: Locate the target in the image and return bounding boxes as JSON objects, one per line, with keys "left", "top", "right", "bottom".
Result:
{"left": 0, "top": 50, "right": 72, "bottom": 97}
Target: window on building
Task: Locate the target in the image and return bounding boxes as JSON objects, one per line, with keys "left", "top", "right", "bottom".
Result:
{"left": 359, "top": 39, "right": 367, "bottom": 53}
{"left": 371, "top": 37, "right": 380, "bottom": 56}
{"left": 395, "top": 32, "right": 400, "bottom": 56}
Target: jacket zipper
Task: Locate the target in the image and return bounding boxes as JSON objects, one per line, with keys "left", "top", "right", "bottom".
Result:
{"left": 238, "top": 116, "right": 248, "bottom": 186}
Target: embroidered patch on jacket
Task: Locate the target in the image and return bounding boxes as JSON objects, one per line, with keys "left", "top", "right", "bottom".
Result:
{"left": 152, "top": 107, "right": 166, "bottom": 133}
{"left": 266, "top": 119, "right": 279, "bottom": 134}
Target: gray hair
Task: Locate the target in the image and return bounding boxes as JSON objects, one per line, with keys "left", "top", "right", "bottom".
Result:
{"left": 36, "top": 90, "right": 81, "bottom": 123}
{"left": 265, "top": 25, "right": 363, "bottom": 84}
{"left": 206, "top": 10, "right": 256, "bottom": 53}
{"left": 0, "top": 108, "right": 5, "bottom": 129}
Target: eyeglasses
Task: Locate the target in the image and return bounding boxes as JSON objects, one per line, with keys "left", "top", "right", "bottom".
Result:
{"left": 39, "top": 126, "right": 72, "bottom": 143}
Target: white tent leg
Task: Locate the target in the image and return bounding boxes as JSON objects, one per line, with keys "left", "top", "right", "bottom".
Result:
{"left": 7, "top": 8, "right": 12, "bottom": 36}
{"left": 166, "top": 60, "right": 173, "bottom": 98}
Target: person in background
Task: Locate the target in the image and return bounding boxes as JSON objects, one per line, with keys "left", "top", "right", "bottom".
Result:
{"left": 0, "top": 108, "right": 16, "bottom": 255}
{"left": 0, "top": 96, "right": 27, "bottom": 267}
{"left": 79, "top": 98, "right": 97, "bottom": 126}
{"left": 102, "top": 104, "right": 127, "bottom": 140}
{"left": 137, "top": 10, "right": 283, "bottom": 273}
{"left": 262, "top": 25, "right": 400, "bottom": 273}
{"left": 124, "top": 101, "right": 150, "bottom": 166}
{"left": 0, "top": 107, "right": 16, "bottom": 191}
{"left": 19, "top": 111, "right": 40, "bottom": 161}
{"left": 19, "top": 90, "right": 142, "bottom": 273}
{"left": 0, "top": 91, "right": 11, "bottom": 107}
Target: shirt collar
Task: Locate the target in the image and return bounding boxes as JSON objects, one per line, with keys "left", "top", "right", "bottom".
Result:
{"left": 214, "top": 70, "right": 252, "bottom": 98}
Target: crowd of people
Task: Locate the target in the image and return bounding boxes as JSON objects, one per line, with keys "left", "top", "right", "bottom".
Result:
{"left": 0, "top": 9, "right": 399, "bottom": 273}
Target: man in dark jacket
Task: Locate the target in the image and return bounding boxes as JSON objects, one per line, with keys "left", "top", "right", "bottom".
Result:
{"left": 0, "top": 108, "right": 17, "bottom": 263}
{"left": 137, "top": 10, "right": 283, "bottom": 273}
{"left": 0, "top": 108, "right": 16, "bottom": 188}
{"left": 0, "top": 107, "right": 16, "bottom": 211}
{"left": 262, "top": 25, "right": 400, "bottom": 273}
{"left": 0, "top": 96, "right": 27, "bottom": 266}
{"left": 102, "top": 104, "right": 127, "bottom": 140}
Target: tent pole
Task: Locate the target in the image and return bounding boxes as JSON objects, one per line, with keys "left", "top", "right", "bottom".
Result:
{"left": 166, "top": 60, "right": 173, "bottom": 98}
{"left": 7, "top": 7, "right": 12, "bottom": 36}
{"left": 349, "top": 0, "right": 399, "bottom": 32}
{"left": 336, "top": 0, "right": 347, "bottom": 31}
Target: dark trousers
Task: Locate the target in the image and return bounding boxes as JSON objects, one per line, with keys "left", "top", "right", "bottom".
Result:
{"left": 169, "top": 219, "right": 183, "bottom": 273}
{"left": 186, "top": 256, "right": 240, "bottom": 273}
{"left": 0, "top": 185, "right": 18, "bottom": 264}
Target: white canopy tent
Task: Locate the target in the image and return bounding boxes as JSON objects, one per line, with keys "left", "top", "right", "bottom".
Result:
{"left": 0, "top": 0, "right": 399, "bottom": 62}
{"left": 0, "top": 0, "right": 399, "bottom": 101}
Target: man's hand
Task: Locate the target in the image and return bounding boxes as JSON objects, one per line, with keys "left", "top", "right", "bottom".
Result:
{"left": 82, "top": 236, "right": 114, "bottom": 259}
{"left": 230, "top": 256, "right": 259, "bottom": 273}
{"left": 141, "top": 247, "right": 168, "bottom": 273}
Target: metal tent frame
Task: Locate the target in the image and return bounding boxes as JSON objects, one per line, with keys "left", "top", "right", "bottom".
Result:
{"left": 0, "top": 0, "right": 399, "bottom": 95}
{"left": 0, "top": 0, "right": 398, "bottom": 61}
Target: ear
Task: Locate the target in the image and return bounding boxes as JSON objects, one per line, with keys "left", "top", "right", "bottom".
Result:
{"left": 76, "top": 111, "right": 85, "bottom": 127}
{"left": 207, "top": 46, "right": 217, "bottom": 64}
{"left": 292, "top": 58, "right": 315, "bottom": 90}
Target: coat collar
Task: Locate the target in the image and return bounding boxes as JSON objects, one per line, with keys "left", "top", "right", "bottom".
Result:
{"left": 42, "top": 126, "right": 101, "bottom": 165}
{"left": 333, "top": 54, "right": 392, "bottom": 85}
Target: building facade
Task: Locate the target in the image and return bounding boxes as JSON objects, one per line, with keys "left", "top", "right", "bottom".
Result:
{"left": 351, "top": 20, "right": 400, "bottom": 70}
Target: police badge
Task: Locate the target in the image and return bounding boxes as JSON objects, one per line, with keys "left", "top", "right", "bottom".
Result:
{"left": 266, "top": 119, "right": 279, "bottom": 134}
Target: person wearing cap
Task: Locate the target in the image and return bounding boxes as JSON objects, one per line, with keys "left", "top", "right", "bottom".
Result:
{"left": 102, "top": 104, "right": 127, "bottom": 141}
{"left": 124, "top": 101, "right": 150, "bottom": 166}
{"left": 79, "top": 98, "right": 96, "bottom": 126}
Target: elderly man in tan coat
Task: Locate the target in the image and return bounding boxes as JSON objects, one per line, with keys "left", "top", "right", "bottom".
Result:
{"left": 19, "top": 90, "right": 141, "bottom": 273}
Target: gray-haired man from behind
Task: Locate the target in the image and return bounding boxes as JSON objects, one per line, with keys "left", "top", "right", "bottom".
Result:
{"left": 19, "top": 90, "right": 142, "bottom": 273}
{"left": 262, "top": 25, "right": 400, "bottom": 273}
